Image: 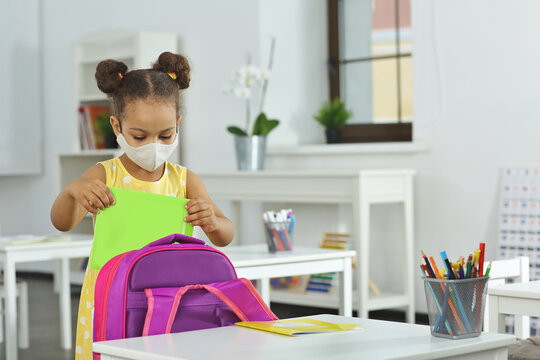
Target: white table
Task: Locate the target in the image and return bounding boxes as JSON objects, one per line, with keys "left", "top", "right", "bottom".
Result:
{"left": 488, "top": 280, "right": 540, "bottom": 338}
{"left": 0, "top": 237, "right": 93, "bottom": 360}
{"left": 93, "top": 314, "right": 516, "bottom": 360}
{"left": 199, "top": 170, "right": 415, "bottom": 321}
{"left": 219, "top": 244, "right": 356, "bottom": 316}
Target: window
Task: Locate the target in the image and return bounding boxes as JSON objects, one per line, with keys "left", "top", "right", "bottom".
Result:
{"left": 328, "top": 0, "right": 413, "bottom": 142}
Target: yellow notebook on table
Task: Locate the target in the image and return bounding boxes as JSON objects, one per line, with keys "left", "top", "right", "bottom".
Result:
{"left": 235, "top": 318, "right": 360, "bottom": 336}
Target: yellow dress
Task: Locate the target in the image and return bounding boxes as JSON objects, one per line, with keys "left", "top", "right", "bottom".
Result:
{"left": 74, "top": 157, "right": 187, "bottom": 359}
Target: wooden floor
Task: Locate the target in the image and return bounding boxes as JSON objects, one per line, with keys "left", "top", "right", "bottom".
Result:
{"left": 0, "top": 274, "right": 426, "bottom": 360}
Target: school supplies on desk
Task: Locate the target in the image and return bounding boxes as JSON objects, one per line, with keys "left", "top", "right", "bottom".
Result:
{"left": 91, "top": 187, "right": 193, "bottom": 270}
{"left": 420, "top": 242, "right": 489, "bottom": 339}
{"left": 262, "top": 209, "right": 294, "bottom": 252}
{"left": 235, "top": 317, "right": 361, "bottom": 336}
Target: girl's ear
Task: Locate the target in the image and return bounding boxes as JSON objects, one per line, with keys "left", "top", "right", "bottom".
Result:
{"left": 110, "top": 116, "right": 121, "bottom": 136}
{"left": 176, "top": 114, "right": 182, "bottom": 127}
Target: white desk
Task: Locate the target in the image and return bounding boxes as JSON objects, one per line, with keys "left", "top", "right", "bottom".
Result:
{"left": 488, "top": 280, "right": 540, "bottom": 338}
{"left": 93, "top": 314, "right": 516, "bottom": 360}
{"left": 220, "top": 244, "right": 356, "bottom": 316}
{"left": 199, "top": 170, "right": 415, "bottom": 321}
{"left": 0, "top": 237, "right": 93, "bottom": 360}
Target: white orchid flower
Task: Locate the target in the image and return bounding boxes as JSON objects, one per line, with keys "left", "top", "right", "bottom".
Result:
{"left": 258, "top": 69, "right": 271, "bottom": 81}
{"left": 234, "top": 86, "right": 251, "bottom": 99}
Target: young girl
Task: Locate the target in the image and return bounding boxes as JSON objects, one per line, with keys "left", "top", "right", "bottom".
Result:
{"left": 50, "top": 52, "right": 234, "bottom": 359}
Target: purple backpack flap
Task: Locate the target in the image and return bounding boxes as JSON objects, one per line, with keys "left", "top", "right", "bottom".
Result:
{"left": 93, "top": 234, "right": 277, "bottom": 359}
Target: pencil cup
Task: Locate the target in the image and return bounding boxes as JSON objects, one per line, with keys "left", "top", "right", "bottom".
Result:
{"left": 423, "top": 277, "right": 489, "bottom": 339}
{"left": 263, "top": 220, "right": 294, "bottom": 253}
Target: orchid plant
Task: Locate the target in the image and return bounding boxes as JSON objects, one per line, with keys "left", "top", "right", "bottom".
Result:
{"left": 223, "top": 38, "right": 279, "bottom": 137}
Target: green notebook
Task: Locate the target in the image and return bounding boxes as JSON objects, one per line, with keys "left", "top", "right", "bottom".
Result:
{"left": 90, "top": 187, "right": 193, "bottom": 270}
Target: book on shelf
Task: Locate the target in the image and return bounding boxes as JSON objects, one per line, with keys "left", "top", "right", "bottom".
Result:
{"left": 305, "top": 273, "right": 337, "bottom": 293}
{"left": 320, "top": 231, "right": 350, "bottom": 250}
{"left": 78, "top": 104, "right": 111, "bottom": 150}
{"left": 303, "top": 232, "right": 350, "bottom": 294}
{"left": 302, "top": 231, "right": 380, "bottom": 296}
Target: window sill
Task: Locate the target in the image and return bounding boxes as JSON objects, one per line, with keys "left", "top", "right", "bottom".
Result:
{"left": 267, "top": 141, "right": 429, "bottom": 156}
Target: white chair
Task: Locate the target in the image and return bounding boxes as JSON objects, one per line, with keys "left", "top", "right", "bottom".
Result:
{"left": 483, "top": 256, "right": 530, "bottom": 338}
{"left": 0, "top": 280, "right": 29, "bottom": 349}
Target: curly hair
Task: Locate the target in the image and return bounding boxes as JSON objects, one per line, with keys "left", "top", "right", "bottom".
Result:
{"left": 94, "top": 51, "right": 190, "bottom": 119}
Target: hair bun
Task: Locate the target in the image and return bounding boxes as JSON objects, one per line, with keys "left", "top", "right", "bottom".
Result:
{"left": 153, "top": 52, "right": 191, "bottom": 90}
{"left": 95, "top": 60, "right": 129, "bottom": 95}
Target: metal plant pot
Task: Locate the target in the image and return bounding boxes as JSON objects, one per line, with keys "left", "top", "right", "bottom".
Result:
{"left": 234, "top": 135, "right": 267, "bottom": 171}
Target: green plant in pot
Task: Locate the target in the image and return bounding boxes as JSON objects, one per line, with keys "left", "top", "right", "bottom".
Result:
{"left": 314, "top": 97, "right": 352, "bottom": 144}
{"left": 223, "top": 38, "right": 279, "bottom": 171}
{"left": 96, "top": 111, "right": 117, "bottom": 148}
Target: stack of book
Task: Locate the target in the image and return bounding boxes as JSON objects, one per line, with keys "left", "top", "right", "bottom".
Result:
{"left": 304, "top": 232, "right": 350, "bottom": 294}
{"left": 78, "top": 104, "right": 111, "bottom": 150}
{"left": 304, "top": 231, "right": 380, "bottom": 296}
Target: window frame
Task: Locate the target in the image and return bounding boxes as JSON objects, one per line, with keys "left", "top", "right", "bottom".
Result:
{"left": 327, "top": 0, "right": 412, "bottom": 143}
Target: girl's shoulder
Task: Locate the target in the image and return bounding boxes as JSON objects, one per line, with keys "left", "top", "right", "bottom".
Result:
{"left": 98, "top": 157, "right": 120, "bottom": 168}
{"left": 165, "top": 161, "right": 188, "bottom": 186}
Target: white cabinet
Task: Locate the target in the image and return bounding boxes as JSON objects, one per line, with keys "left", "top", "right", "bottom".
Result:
{"left": 0, "top": 0, "right": 41, "bottom": 175}
{"left": 198, "top": 170, "right": 416, "bottom": 320}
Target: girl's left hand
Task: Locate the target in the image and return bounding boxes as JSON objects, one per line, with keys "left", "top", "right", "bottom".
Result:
{"left": 184, "top": 198, "right": 218, "bottom": 233}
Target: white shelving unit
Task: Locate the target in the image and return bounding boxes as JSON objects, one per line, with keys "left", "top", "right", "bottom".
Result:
{"left": 55, "top": 29, "right": 181, "bottom": 284}
{"left": 198, "top": 170, "right": 416, "bottom": 320}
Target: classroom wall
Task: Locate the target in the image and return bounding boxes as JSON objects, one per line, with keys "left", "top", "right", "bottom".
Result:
{"left": 2, "top": 0, "right": 540, "bottom": 313}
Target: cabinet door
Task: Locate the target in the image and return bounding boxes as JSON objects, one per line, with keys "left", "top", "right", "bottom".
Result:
{"left": 0, "top": 0, "right": 41, "bottom": 175}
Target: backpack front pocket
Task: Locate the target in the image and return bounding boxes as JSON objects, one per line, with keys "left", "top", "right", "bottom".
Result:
{"left": 142, "top": 278, "right": 277, "bottom": 336}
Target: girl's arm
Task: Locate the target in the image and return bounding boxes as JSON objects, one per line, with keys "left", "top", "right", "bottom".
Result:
{"left": 185, "top": 170, "right": 234, "bottom": 247}
{"left": 50, "top": 164, "right": 114, "bottom": 231}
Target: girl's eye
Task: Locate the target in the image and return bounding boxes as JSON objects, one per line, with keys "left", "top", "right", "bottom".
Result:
{"left": 160, "top": 135, "right": 173, "bottom": 140}
{"left": 133, "top": 136, "right": 145, "bottom": 140}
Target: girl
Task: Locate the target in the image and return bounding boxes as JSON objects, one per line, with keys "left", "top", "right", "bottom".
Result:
{"left": 50, "top": 52, "right": 234, "bottom": 359}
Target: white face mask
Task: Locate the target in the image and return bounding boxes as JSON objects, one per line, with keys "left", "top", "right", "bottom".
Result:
{"left": 116, "top": 133, "right": 178, "bottom": 172}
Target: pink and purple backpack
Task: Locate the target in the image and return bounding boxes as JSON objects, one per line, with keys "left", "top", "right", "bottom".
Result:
{"left": 93, "top": 234, "right": 277, "bottom": 359}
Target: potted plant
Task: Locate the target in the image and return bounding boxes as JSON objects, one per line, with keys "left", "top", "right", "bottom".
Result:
{"left": 96, "top": 111, "right": 117, "bottom": 148}
{"left": 313, "top": 97, "right": 352, "bottom": 144}
{"left": 223, "top": 38, "right": 279, "bottom": 171}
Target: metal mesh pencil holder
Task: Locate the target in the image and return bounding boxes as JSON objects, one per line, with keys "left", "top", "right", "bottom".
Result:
{"left": 423, "top": 277, "right": 489, "bottom": 339}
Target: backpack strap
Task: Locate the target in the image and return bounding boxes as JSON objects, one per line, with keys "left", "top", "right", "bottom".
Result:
{"left": 143, "top": 278, "right": 278, "bottom": 336}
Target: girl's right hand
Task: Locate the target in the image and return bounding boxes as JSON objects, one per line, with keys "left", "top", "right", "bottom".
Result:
{"left": 67, "top": 178, "right": 115, "bottom": 215}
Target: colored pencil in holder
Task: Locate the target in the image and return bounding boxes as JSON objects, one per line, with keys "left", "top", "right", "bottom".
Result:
{"left": 427, "top": 257, "right": 465, "bottom": 334}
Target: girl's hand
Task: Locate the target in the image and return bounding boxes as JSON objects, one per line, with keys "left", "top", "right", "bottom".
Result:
{"left": 67, "top": 178, "right": 115, "bottom": 215}
{"left": 185, "top": 198, "right": 218, "bottom": 233}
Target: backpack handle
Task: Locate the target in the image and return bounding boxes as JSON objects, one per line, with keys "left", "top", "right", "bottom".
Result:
{"left": 142, "top": 278, "right": 278, "bottom": 336}
{"left": 144, "top": 234, "right": 206, "bottom": 248}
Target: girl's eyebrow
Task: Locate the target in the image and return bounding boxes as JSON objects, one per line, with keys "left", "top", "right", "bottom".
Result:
{"left": 129, "top": 127, "right": 147, "bottom": 132}
{"left": 129, "top": 127, "right": 175, "bottom": 132}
